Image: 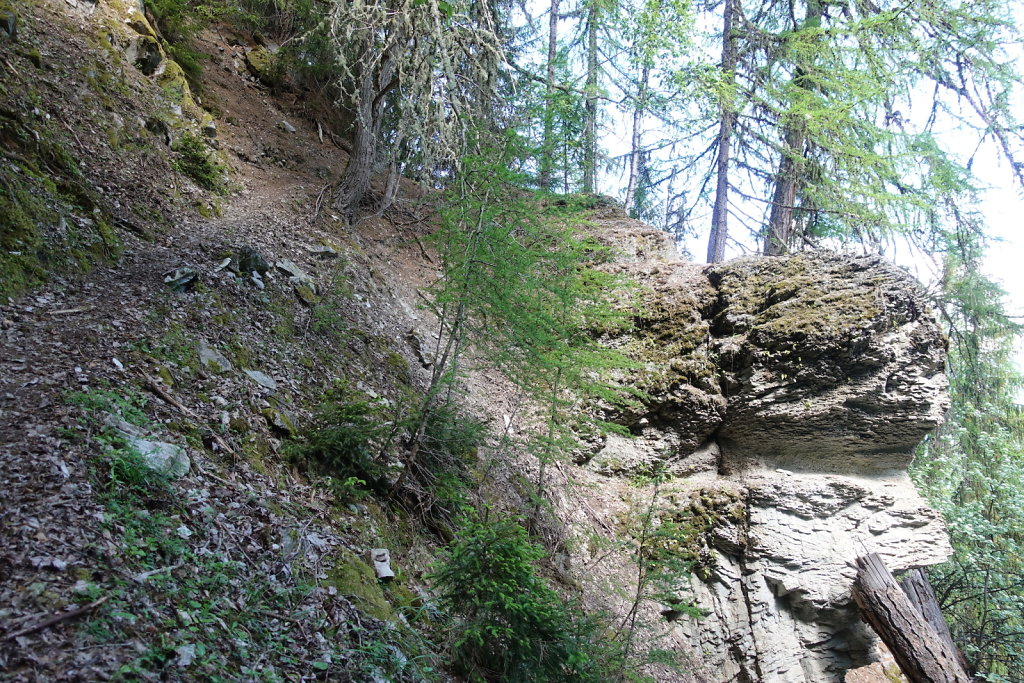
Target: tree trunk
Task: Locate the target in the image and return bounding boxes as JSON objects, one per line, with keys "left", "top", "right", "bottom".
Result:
{"left": 334, "top": 48, "right": 397, "bottom": 223}
{"left": 624, "top": 62, "right": 649, "bottom": 216}
{"left": 707, "top": 0, "right": 736, "bottom": 264}
{"left": 539, "top": 0, "right": 560, "bottom": 191}
{"left": 763, "top": 0, "right": 822, "bottom": 256}
{"left": 899, "top": 569, "right": 975, "bottom": 677}
{"left": 583, "top": 0, "right": 599, "bottom": 194}
{"left": 852, "top": 553, "right": 972, "bottom": 683}
{"left": 764, "top": 125, "right": 805, "bottom": 255}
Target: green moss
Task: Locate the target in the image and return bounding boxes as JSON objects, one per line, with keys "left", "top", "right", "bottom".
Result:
{"left": 240, "top": 433, "right": 272, "bottom": 473}
{"left": 20, "top": 48, "right": 42, "bottom": 69}
{"left": 244, "top": 45, "right": 277, "bottom": 85}
{"left": 384, "top": 351, "right": 410, "bottom": 382}
{"left": 226, "top": 337, "right": 254, "bottom": 368}
{"left": 616, "top": 285, "right": 718, "bottom": 407}
{"left": 157, "top": 60, "right": 197, "bottom": 112}
{"left": 711, "top": 254, "right": 886, "bottom": 345}
{"left": 155, "top": 365, "right": 175, "bottom": 387}
{"left": 262, "top": 407, "right": 296, "bottom": 437}
{"left": 0, "top": 151, "right": 120, "bottom": 299}
{"left": 327, "top": 548, "right": 396, "bottom": 622}
{"left": 652, "top": 488, "right": 747, "bottom": 583}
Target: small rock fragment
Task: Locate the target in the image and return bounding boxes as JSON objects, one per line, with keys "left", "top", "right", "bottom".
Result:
{"left": 244, "top": 369, "right": 278, "bottom": 391}
{"left": 238, "top": 247, "right": 270, "bottom": 275}
{"left": 198, "top": 339, "right": 233, "bottom": 373}
{"left": 130, "top": 437, "right": 191, "bottom": 478}
{"left": 370, "top": 548, "right": 395, "bottom": 582}
{"left": 275, "top": 258, "right": 311, "bottom": 283}
{"left": 163, "top": 266, "right": 198, "bottom": 292}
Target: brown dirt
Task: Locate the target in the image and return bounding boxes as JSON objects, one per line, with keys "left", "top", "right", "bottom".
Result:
{"left": 0, "top": 3, "right": 447, "bottom": 679}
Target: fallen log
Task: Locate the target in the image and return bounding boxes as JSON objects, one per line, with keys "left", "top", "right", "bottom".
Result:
{"left": 899, "top": 568, "right": 975, "bottom": 677}
{"left": 852, "top": 553, "right": 970, "bottom": 683}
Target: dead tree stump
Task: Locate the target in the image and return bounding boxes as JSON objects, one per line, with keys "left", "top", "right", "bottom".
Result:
{"left": 852, "top": 553, "right": 970, "bottom": 683}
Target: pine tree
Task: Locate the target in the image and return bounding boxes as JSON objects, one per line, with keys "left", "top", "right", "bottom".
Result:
{"left": 677, "top": 0, "right": 1024, "bottom": 260}
{"left": 911, "top": 229, "right": 1024, "bottom": 677}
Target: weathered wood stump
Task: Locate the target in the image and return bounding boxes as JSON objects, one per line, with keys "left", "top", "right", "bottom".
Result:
{"left": 852, "top": 553, "right": 970, "bottom": 683}
{"left": 899, "top": 568, "right": 974, "bottom": 677}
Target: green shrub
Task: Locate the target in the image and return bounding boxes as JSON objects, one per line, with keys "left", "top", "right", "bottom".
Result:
{"left": 145, "top": 0, "right": 220, "bottom": 82}
{"left": 285, "top": 393, "right": 394, "bottom": 492}
{"left": 430, "top": 513, "right": 614, "bottom": 682}
{"left": 171, "top": 132, "right": 226, "bottom": 192}
{"left": 413, "top": 403, "right": 487, "bottom": 519}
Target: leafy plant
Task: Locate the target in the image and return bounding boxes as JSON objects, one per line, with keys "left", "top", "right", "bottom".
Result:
{"left": 172, "top": 132, "right": 226, "bottom": 192}
{"left": 426, "top": 132, "right": 639, "bottom": 526}
{"left": 285, "top": 389, "right": 397, "bottom": 492}
{"left": 431, "top": 512, "right": 616, "bottom": 682}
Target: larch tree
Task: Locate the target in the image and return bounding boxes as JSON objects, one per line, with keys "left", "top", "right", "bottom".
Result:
{"left": 324, "top": 0, "right": 503, "bottom": 222}
{"left": 680, "top": 0, "right": 1024, "bottom": 261}
{"left": 705, "top": 0, "right": 736, "bottom": 263}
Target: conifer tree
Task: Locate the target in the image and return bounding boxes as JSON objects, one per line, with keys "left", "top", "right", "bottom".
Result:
{"left": 677, "top": 0, "right": 1024, "bottom": 260}
{"left": 912, "top": 229, "right": 1024, "bottom": 677}
{"left": 322, "top": 0, "right": 503, "bottom": 221}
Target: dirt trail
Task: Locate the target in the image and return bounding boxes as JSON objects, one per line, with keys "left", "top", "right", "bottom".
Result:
{"left": 0, "top": 10, "right": 447, "bottom": 677}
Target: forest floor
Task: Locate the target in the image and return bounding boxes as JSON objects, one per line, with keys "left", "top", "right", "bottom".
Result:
{"left": 0, "top": 4, "right": 468, "bottom": 678}
{"left": 0, "top": 1, "right": 696, "bottom": 680}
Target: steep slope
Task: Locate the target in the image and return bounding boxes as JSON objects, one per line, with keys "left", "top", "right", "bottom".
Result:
{"left": 1, "top": 2, "right": 452, "bottom": 679}
{"left": 0, "top": 2, "right": 951, "bottom": 682}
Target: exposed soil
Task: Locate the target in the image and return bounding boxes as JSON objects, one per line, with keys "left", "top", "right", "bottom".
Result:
{"left": 0, "top": 3, "right": 703, "bottom": 681}
{"left": 0, "top": 3, "right": 455, "bottom": 679}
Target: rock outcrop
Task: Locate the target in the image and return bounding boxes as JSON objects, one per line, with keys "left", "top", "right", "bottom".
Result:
{"left": 586, "top": 223, "right": 951, "bottom": 682}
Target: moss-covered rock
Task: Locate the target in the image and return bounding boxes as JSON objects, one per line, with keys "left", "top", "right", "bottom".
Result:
{"left": 244, "top": 46, "right": 275, "bottom": 84}
{"left": 586, "top": 244, "right": 946, "bottom": 476}
{"left": 157, "top": 60, "right": 204, "bottom": 122}
{"left": 327, "top": 548, "right": 396, "bottom": 623}
{"left": 0, "top": 112, "right": 120, "bottom": 298}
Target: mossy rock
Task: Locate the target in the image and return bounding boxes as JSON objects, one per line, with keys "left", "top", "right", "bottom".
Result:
{"left": 294, "top": 282, "right": 319, "bottom": 306}
{"left": 327, "top": 548, "right": 396, "bottom": 622}
{"left": 157, "top": 60, "right": 203, "bottom": 121}
{"left": 708, "top": 253, "right": 891, "bottom": 346}
{"left": 244, "top": 46, "right": 275, "bottom": 84}
{"left": 261, "top": 407, "right": 296, "bottom": 437}
{"left": 0, "top": 150, "right": 119, "bottom": 299}
{"left": 0, "top": 3, "right": 17, "bottom": 41}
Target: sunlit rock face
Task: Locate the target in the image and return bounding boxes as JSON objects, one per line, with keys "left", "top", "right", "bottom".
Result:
{"left": 587, "top": 235, "right": 951, "bottom": 682}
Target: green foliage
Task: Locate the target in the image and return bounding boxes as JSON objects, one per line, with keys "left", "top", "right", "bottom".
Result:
{"left": 145, "top": 0, "right": 221, "bottom": 81}
{"left": 911, "top": 240, "right": 1024, "bottom": 680}
{"left": 171, "top": 132, "right": 226, "bottom": 192}
{"left": 310, "top": 269, "right": 354, "bottom": 337}
{"left": 431, "top": 131, "right": 638, "bottom": 474}
{"left": 66, "top": 388, "right": 433, "bottom": 681}
{"left": 285, "top": 388, "right": 396, "bottom": 493}
{"left": 66, "top": 388, "right": 173, "bottom": 502}
{"left": 431, "top": 512, "right": 617, "bottom": 682}
{"left": 411, "top": 402, "right": 487, "bottom": 524}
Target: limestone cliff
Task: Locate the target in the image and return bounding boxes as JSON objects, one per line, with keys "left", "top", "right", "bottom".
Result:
{"left": 583, "top": 221, "right": 951, "bottom": 682}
